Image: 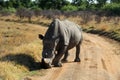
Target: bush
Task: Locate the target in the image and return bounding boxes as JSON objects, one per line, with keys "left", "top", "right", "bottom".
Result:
{"left": 61, "top": 5, "right": 78, "bottom": 11}
{"left": 7, "top": 7, "right": 16, "bottom": 13}
{"left": 31, "top": 6, "right": 42, "bottom": 11}
{"left": 102, "top": 3, "right": 120, "bottom": 15}
{"left": 16, "top": 7, "right": 34, "bottom": 22}
{"left": 78, "top": 5, "right": 87, "bottom": 10}
{"left": 3, "top": 7, "right": 16, "bottom": 13}
{"left": 16, "top": 7, "right": 27, "bottom": 19}
{"left": 31, "top": 6, "right": 42, "bottom": 17}
{"left": 0, "top": 7, "right": 16, "bottom": 16}
{"left": 40, "top": 10, "right": 61, "bottom": 19}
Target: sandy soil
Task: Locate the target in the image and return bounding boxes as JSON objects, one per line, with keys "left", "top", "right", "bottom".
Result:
{"left": 27, "top": 33, "right": 120, "bottom": 80}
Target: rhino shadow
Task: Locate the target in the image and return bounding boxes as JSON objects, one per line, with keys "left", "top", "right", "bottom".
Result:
{"left": 0, "top": 53, "right": 43, "bottom": 71}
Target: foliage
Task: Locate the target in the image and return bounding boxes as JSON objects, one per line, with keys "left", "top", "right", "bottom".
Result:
{"left": 102, "top": 3, "right": 120, "bottom": 15}
{"left": 0, "top": 21, "right": 44, "bottom": 80}
{"left": 111, "top": 0, "right": 120, "bottom": 3}
{"left": 0, "top": 0, "right": 120, "bottom": 15}
{"left": 0, "top": 7, "right": 16, "bottom": 16}
{"left": 16, "top": 7, "right": 34, "bottom": 22}
{"left": 37, "top": 0, "right": 70, "bottom": 9}
{"left": 61, "top": 4, "right": 78, "bottom": 11}
{"left": 96, "top": 0, "right": 108, "bottom": 8}
{"left": 31, "top": 6, "right": 42, "bottom": 17}
{"left": 2, "top": 7, "right": 16, "bottom": 13}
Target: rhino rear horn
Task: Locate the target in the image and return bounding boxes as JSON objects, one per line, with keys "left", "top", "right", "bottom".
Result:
{"left": 39, "top": 34, "right": 44, "bottom": 40}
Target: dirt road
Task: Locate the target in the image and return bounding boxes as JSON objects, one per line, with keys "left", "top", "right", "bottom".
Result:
{"left": 28, "top": 33, "right": 120, "bottom": 80}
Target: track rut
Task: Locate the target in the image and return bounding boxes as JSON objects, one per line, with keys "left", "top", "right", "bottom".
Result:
{"left": 27, "top": 33, "right": 120, "bottom": 80}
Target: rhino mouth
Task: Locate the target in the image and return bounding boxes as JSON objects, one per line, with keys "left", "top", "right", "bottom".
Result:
{"left": 41, "top": 58, "right": 52, "bottom": 69}
{"left": 44, "top": 58, "right": 52, "bottom": 64}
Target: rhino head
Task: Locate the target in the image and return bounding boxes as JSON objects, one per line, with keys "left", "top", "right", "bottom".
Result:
{"left": 39, "top": 34, "right": 59, "bottom": 68}
{"left": 39, "top": 19, "right": 61, "bottom": 68}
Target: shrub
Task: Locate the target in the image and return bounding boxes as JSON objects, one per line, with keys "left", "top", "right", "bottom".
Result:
{"left": 16, "top": 7, "right": 34, "bottom": 22}
{"left": 78, "top": 5, "right": 87, "bottom": 10}
{"left": 80, "top": 11, "right": 93, "bottom": 24}
{"left": 31, "top": 6, "right": 42, "bottom": 17}
{"left": 0, "top": 7, "right": 16, "bottom": 16}
{"left": 7, "top": 7, "right": 16, "bottom": 13}
{"left": 39, "top": 10, "right": 62, "bottom": 19}
{"left": 61, "top": 5, "right": 78, "bottom": 11}
{"left": 31, "top": 6, "right": 42, "bottom": 11}
{"left": 16, "top": 7, "right": 27, "bottom": 19}
{"left": 102, "top": 3, "right": 120, "bottom": 15}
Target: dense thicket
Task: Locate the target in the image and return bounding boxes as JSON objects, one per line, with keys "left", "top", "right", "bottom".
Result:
{"left": 0, "top": 0, "right": 120, "bottom": 15}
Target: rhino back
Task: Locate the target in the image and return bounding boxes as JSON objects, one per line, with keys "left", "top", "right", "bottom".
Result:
{"left": 58, "top": 20, "right": 82, "bottom": 49}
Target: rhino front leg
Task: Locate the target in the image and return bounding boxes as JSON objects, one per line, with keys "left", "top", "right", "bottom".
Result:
{"left": 52, "top": 46, "right": 67, "bottom": 67}
{"left": 62, "top": 50, "right": 69, "bottom": 62}
{"left": 74, "top": 43, "right": 81, "bottom": 62}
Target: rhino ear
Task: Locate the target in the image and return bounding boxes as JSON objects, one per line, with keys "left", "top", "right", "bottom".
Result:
{"left": 39, "top": 34, "right": 44, "bottom": 40}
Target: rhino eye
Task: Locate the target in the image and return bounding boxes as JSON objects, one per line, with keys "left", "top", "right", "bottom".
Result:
{"left": 50, "top": 22, "right": 54, "bottom": 26}
{"left": 51, "top": 23, "right": 54, "bottom": 26}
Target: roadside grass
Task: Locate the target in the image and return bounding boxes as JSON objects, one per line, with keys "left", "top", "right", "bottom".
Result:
{"left": 65, "top": 16, "right": 120, "bottom": 42}
{"left": 0, "top": 14, "right": 120, "bottom": 80}
{"left": 0, "top": 21, "right": 47, "bottom": 80}
{"left": 0, "top": 62, "right": 23, "bottom": 80}
{"left": 1, "top": 14, "right": 120, "bottom": 35}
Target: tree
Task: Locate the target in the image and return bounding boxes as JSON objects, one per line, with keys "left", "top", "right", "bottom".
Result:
{"left": 0, "top": 0, "right": 4, "bottom": 8}
{"left": 36, "top": 0, "right": 70, "bottom": 9}
{"left": 72, "top": 0, "right": 83, "bottom": 6}
{"left": 14, "top": 0, "right": 32, "bottom": 8}
{"left": 5, "top": 0, "right": 32, "bottom": 8}
{"left": 72, "top": 0, "right": 90, "bottom": 10}
{"left": 61, "top": 4, "right": 78, "bottom": 11}
{"left": 96, "top": 0, "right": 107, "bottom": 8}
{"left": 52, "top": 0, "right": 70, "bottom": 9}
{"left": 111, "top": 0, "right": 120, "bottom": 3}
{"left": 8, "top": 0, "right": 22, "bottom": 8}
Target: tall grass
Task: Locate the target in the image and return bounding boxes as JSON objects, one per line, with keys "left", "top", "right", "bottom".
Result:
{"left": 0, "top": 11, "right": 120, "bottom": 79}
{"left": 0, "top": 21, "right": 46, "bottom": 80}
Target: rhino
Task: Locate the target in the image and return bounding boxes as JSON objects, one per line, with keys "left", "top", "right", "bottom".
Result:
{"left": 39, "top": 19, "right": 83, "bottom": 68}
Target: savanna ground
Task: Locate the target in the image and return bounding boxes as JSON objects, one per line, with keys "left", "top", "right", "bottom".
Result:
{"left": 0, "top": 14, "right": 120, "bottom": 80}
{"left": 0, "top": 20, "right": 46, "bottom": 80}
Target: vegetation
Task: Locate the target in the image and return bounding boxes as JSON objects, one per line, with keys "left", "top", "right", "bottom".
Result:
{"left": 0, "top": 0, "right": 120, "bottom": 80}
{"left": 0, "top": 21, "right": 46, "bottom": 80}
{"left": 0, "top": 0, "right": 120, "bottom": 14}
{"left": 0, "top": 13, "right": 120, "bottom": 79}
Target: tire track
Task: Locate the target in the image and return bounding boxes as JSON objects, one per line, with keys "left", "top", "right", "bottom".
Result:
{"left": 30, "top": 33, "right": 120, "bottom": 80}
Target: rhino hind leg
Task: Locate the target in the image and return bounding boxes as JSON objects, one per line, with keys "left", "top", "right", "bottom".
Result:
{"left": 74, "top": 43, "right": 81, "bottom": 62}
{"left": 74, "top": 58, "right": 80, "bottom": 62}
{"left": 61, "top": 50, "right": 69, "bottom": 63}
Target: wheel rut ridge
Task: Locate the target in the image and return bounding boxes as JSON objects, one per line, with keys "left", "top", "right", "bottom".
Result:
{"left": 101, "top": 58, "right": 107, "bottom": 71}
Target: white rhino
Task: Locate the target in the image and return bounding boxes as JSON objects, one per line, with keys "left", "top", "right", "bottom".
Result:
{"left": 39, "top": 19, "right": 83, "bottom": 68}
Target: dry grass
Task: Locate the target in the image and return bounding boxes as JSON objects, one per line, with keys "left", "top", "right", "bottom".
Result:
{"left": 1, "top": 14, "right": 120, "bottom": 33}
{"left": 0, "top": 14, "right": 120, "bottom": 80}
{"left": 66, "top": 16, "right": 120, "bottom": 32}
{"left": 0, "top": 20, "right": 47, "bottom": 80}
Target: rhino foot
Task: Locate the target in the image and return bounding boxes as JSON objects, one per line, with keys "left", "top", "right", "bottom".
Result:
{"left": 61, "top": 59, "right": 68, "bottom": 63}
{"left": 74, "top": 58, "right": 81, "bottom": 62}
{"left": 54, "top": 63, "right": 62, "bottom": 67}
